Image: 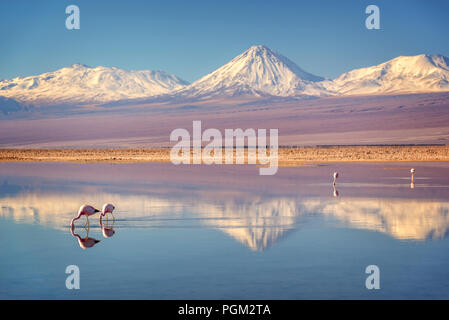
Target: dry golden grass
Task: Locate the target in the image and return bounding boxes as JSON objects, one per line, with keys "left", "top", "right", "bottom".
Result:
{"left": 277, "top": 145, "right": 449, "bottom": 163}
{"left": 0, "top": 148, "right": 172, "bottom": 163}
{"left": 0, "top": 146, "right": 448, "bottom": 164}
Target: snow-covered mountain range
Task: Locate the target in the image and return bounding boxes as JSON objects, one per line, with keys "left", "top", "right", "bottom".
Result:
{"left": 177, "top": 46, "right": 449, "bottom": 99}
{"left": 1, "top": 45, "right": 448, "bottom": 107}
{"left": 0, "top": 64, "right": 188, "bottom": 105}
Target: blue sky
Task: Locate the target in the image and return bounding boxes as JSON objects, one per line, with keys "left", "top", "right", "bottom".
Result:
{"left": 1, "top": 0, "right": 448, "bottom": 82}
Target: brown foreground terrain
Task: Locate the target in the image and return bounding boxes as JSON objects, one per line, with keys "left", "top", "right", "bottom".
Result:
{"left": 1, "top": 146, "right": 448, "bottom": 165}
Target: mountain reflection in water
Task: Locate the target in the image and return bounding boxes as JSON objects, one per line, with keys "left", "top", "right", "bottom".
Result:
{"left": 2, "top": 190, "right": 449, "bottom": 251}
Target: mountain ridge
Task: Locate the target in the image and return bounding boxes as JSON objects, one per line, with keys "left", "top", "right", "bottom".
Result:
{"left": 1, "top": 46, "right": 449, "bottom": 108}
{"left": 321, "top": 53, "right": 449, "bottom": 95}
{"left": 0, "top": 64, "right": 189, "bottom": 106}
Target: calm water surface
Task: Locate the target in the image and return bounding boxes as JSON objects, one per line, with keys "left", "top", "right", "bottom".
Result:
{"left": 1, "top": 162, "right": 449, "bottom": 299}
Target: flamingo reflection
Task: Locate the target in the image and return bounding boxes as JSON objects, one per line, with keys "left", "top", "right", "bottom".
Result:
{"left": 333, "top": 185, "right": 339, "bottom": 197}
{"left": 70, "top": 226, "right": 100, "bottom": 249}
{"left": 100, "top": 218, "right": 116, "bottom": 238}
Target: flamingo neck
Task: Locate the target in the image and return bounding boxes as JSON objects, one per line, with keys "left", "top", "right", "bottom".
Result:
{"left": 71, "top": 216, "right": 80, "bottom": 225}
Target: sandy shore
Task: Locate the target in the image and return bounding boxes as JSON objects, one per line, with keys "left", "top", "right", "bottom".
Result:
{"left": 1, "top": 146, "right": 448, "bottom": 165}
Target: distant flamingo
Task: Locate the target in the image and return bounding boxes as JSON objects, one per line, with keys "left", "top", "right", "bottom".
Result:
{"left": 70, "top": 226, "right": 100, "bottom": 249}
{"left": 410, "top": 168, "right": 415, "bottom": 188}
{"left": 333, "top": 172, "right": 339, "bottom": 186}
{"left": 99, "top": 203, "right": 115, "bottom": 223}
{"left": 71, "top": 204, "right": 100, "bottom": 228}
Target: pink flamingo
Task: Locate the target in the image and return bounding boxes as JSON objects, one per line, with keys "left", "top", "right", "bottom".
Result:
{"left": 333, "top": 172, "right": 339, "bottom": 186}
{"left": 99, "top": 203, "right": 115, "bottom": 223}
{"left": 71, "top": 204, "right": 100, "bottom": 228}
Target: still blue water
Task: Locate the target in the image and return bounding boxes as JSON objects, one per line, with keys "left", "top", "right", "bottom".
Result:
{"left": 1, "top": 162, "right": 449, "bottom": 299}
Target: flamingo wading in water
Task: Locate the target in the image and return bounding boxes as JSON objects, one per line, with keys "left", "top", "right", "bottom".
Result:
{"left": 333, "top": 172, "right": 339, "bottom": 186}
{"left": 100, "top": 203, "right": 116, "bottom": 223}
{"left": 71, "top": 204, "right": 100, "bottom": 228}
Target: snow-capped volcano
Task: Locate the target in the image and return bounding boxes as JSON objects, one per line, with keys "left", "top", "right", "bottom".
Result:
{"left": 173, "top": 45, "right": 326, "bottom": 99}
{"left": 0, "top": 64, "right": 189, "bottom": 105}
{"left": 322, "top": 54, "right": 449, "bottom": 95}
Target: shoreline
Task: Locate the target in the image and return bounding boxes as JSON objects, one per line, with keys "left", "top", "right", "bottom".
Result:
{"left": 1, "top": 146, "right": 448, "bottom": 164}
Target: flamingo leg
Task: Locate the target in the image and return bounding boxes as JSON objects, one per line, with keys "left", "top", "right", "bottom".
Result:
{"left": 84, "top": 224, "right": 90, "bottom": 238}
{"left": 105, "top": 212, "right": 115, "bottom": 222}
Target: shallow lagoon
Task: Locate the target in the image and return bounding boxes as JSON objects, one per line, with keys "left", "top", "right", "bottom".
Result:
{"left": 1, "top": 162, "right": 449, "bottom": 299}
